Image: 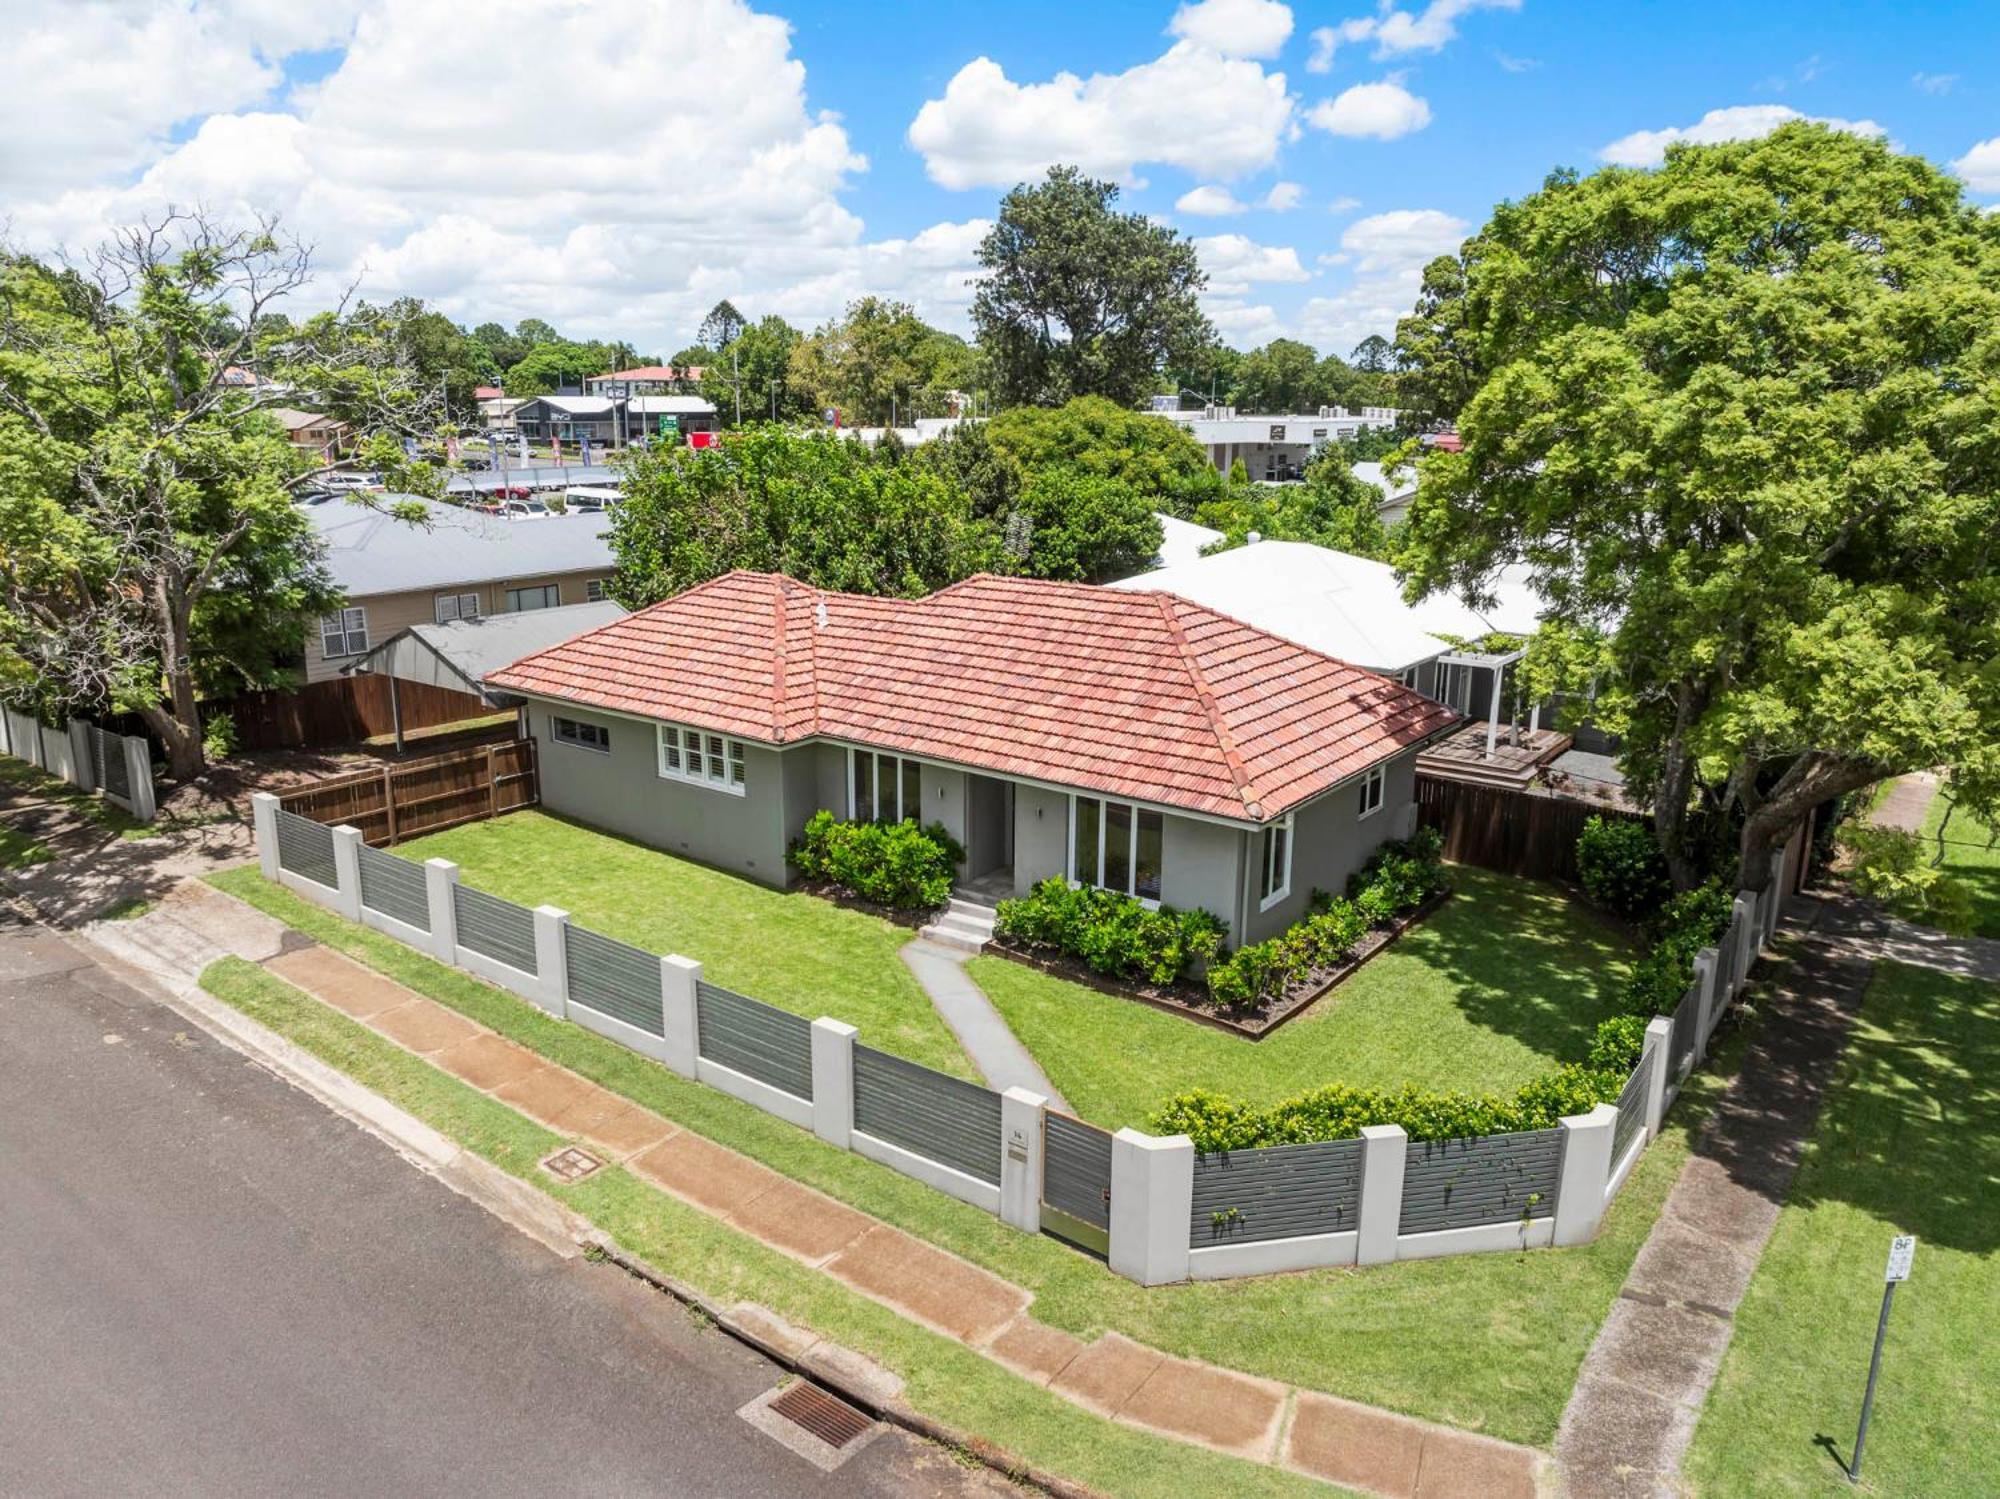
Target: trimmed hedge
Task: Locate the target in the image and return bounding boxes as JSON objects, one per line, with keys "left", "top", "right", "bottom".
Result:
{"left": 1575, "top": 815, "right": 1671, "bottom": 919}
{"left": 789, "top": 810, "right": 964, "bottom": 911}
{"left": 1205, "top": 827, "right": 1451, "bottom": 1011}
{"left": 995, "top": 879, "right": 1229, "bottom": 987}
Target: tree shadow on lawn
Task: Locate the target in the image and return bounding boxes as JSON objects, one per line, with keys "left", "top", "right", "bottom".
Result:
{"left": 1395, "top": 869, "right": 1637, "bottom": 1073}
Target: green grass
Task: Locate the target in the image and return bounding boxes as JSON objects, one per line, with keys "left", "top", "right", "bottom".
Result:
{"left": 209, "top": 863, "right": 1735, "bottom": 1447}
{"left": 1685, "top": 962, "right": 2000, "bottom": 1498}
{"left": 392, "top": 811, "right": 975, "bottom": 1078}
{"left": 198, "top": 954, "right": 1345, "bottom": 1499}
{"left": 0, "top": 822, "right": 55, "bottom": 869}
{"left": 99, "top": 895, "right": 156, "bottom": 921}
{"left": 1921, "top": 795, "right": 2000, "bottom": 939}
{"left": 973, "top": 865, "right": 1638, "bottom": 1129}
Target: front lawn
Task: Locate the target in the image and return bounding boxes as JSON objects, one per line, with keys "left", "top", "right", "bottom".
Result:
{"left": 1922, "top": 794, "right": 2000, "bottom": 938}
{"left": 973, "top": 865, "right": 1637, "bottom": 1129}
{"left": 391, "top": 811, "right": 977, "bottom": 1078}
{"left": 1685, "top": 962, "right": 2000, "bottom": 1497}
{"left": 212, "top": 863, "right": 1711, "bottom": 1447}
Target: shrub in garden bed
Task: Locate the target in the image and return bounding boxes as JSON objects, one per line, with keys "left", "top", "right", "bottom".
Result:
{"left": 789, "top": 810, "right": 964, "bottom": 911}
{"left": 1575, "top": 814, "right": 1672, "bottom": 920}
{"left": 994, "top": 879, "right": 1228, "bottom": 986}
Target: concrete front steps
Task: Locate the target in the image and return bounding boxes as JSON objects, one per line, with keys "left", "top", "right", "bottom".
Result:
{"left": 919, "top": 893, "right": 998, "bottom": 954}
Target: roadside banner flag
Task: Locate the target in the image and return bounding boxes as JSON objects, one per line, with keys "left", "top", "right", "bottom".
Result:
{"left": 551, "top": 436, "right": 564, "bottom": 465}
{"left": 581, "top": 436, "right": 594, "bottom": 466}
{"left": 445, "top": 433, "right": 460, "bottom": 461}
{"left": 517, "top": 431, "right": 529, "bottom": 463}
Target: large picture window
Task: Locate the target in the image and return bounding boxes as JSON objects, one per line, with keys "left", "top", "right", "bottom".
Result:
{"left": 1258, "top": 815, "right": 1292, "bottom": 910}
{"left": 850, "top": 749, "right": 922, "bottom": 823}
{"left": 657, "top": 723, "right": 747, "bottom": 794}
{"left": 504, "top": 584, "right": 559, "bottom": 612}
{"left": 319, "top": 607, "right": 368, "bottom": 658}
{"left": 1071, "top": 796, "right": 1164, "bottom": 903}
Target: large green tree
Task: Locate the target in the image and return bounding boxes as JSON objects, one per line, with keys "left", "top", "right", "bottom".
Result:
{"left": 983, "top": 396, "right": 1224, "bottom": 516}
{"left": 788, "top": 297, "right": 975, "bottom": 428}
{"left": 973, "top": 166, "right": 1212, "bottom": 408}
{"left": 0, "top": 215, "right": 443, "bottom": 778}
{"left": 1393, "top": 124, "right": 2000, "bottom": 890}
{"left": 701, "top": 314, "right": 807, "bottom": 426}
{"left": 1194, "top": 450, "right": 1389, "bottom": 558}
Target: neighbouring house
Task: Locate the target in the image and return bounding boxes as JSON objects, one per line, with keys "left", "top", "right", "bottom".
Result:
{"left": 304, "top": 495, "right": 616, "bottom": 683}
{"left": 585, "top": 364, "right": 705, "bottom": 397}
{"left": 269, "top": 406, "right": 353, "bottom": 463}
{"left": 1157, "top": 404, "right": 1399, "bottom": 482}
{"left": 1352, "top": 460, "right": 1418, "bottom": 526}
{"left": 483, "top": 571, "right": 1459, "bottom": 946}
{"left": 477, "top": 390, "right": 529, "bottom": 430}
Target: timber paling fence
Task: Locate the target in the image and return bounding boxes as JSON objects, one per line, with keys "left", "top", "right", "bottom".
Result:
{"left": 1415, "top": 774, "right": 1649, "bottom": 885}
{"left": 0, "top": 706, "right": 156, "bottom": 822}
{"left": 252, "top": 790, "right": 1788, "bottom": 1286}
{"left": 276, "top": 740, "right": 538, "bottom": 847}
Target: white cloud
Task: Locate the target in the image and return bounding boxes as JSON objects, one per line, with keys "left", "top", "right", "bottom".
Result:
{"left": 1205, "top": 299, "right": 1285, "bottom": 344}
{"left": 6, "top": 0, "right": 994, "bottom": 347}
{"left": 1195, "top": 233, "right": 1311, "bottom": 295}
{"left": 1262, "top": 181, "right": 1305, "bottom": 211}
{"left": 1178, "top": 184, "right": 1250, "bottom": 216}
{"left": 1954, "top": 138, "right": 2000, "bottom": 192}
{"left": 1325, "top": 195, "right": 1362, "bottom": 214}
{"left": 1911, "top": 72, "right": 1959, "bottom": 95}
{"left": 908, "top": 43, "right": 1293, "bottom": 190}
{"left": 1306, "top": 27, "right": 1339, "bottom": 73}
{"left": 1298, "top": 208, "right": 1465, "bottom": 351}
{"left": 1599, "top": 104, "right": 1884, "bottom": 168}
{"left": 1167, "top": 0, "right": 1294, "bottom": 59}
{"left": 1335, "top": 0, "right": 1520, "bottom": 60}
{"left": 1308, "top": 79, "right": 1432, "bottom": 139}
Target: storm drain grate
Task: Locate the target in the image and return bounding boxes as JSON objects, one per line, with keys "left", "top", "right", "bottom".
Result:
{"left": 767, "top": 1382, "right": 872, "bottom": 1450}
{"left": 539, "top": 1146, "right": 603, "bottom": 1184}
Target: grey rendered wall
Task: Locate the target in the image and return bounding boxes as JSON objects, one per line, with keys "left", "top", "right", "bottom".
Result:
{"left": 530, "top": 700, "right": 793, "bottom": 887}
{"left": 1161, "top": 814, "right": 1245, "bottom": 939}
{"left": 922, "top": 763, "right": 969, "bottom": 849}
{"left": 1011, "top": 783, "right": 1069, "bottom": 896}
{"left": 1243, "top": 747, "right": 1419, "bottom": 943}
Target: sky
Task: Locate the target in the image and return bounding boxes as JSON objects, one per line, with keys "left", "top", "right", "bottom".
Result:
{"left": 3, "top": 0, "right": 1994, "bottom": 361}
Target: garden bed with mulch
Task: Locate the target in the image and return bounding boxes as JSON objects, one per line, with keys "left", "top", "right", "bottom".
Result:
{"left": 986, "top": 888, "right": 1453, "bottom": 1040}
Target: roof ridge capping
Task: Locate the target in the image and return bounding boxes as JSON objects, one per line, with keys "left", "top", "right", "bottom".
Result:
{"left": 1153, "top": 592, "right": 1265, "bottom": 819}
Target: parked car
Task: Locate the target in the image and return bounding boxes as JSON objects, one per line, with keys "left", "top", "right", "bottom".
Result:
{"left": 503, "top": 499, "right": 552, "bottom": 519}
{"left": 320, "top": 470, "right": 381, "bottom": 492}
{"left": 561, "top": 485, "right": 623, "bottom": 513}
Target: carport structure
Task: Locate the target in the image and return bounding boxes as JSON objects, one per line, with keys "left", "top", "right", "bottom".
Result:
{"left": 343, "top": 600, "right": 626, "bottom": 750}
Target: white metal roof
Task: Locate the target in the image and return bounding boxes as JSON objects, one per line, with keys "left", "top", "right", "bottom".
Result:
{"left": 529, "top": 395, "right": 616, "bottom": 416}
{"left": 1152, "top": 513, "right": 1225, "bottom": 570}
{"left": 625, "top": 395, "right": 717, "bottom": 414}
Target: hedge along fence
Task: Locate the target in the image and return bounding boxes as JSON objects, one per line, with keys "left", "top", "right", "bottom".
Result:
{"left": 250, "top": 792, "right": 1791, "bottom": 1287}
{"left": 0, "top": 706, "right": 156, "bottom": 821}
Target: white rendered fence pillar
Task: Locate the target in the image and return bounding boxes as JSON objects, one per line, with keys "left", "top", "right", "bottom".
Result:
{"left": 659, "top": 955, "right": 702, "bottom": 1077}
{"left": 251, "top": 792, "right": 280, "bottom": 880}
{"left": 424, "top": 858, "right": 460, "bottom": 965}
{"left": 1641, "top": 1015, "right": 1673, "bottom": 1139}
{"left": 66, "top": 721, "right": 95, "bottom": 793}
{"left": 1355, "top": 1123, "right": 1408, "bottom": 1266}
{"left": 1732, "top": 895, "right": 1756, "bottom": 993}
{"left": 999, "top": 1087, "right": 1047, "bottom": 1235}
{"left": 123, "top": 734, "right": 156, "bottom": 821}
{"left": 1552, "top": 1104, "right": 1619, "bottom": 1247}
{"left": 532, "top": 905, "right": 570, "bottom": 1018}
{"left": 1108, "top": 1128, "right": 1193, "bottom": 1287}
{"left": 1692, "top": 948, "right": 1720, "bottom": 1061}
{"left": 1765, "top": 850, "right": 1786, "bottom": 945}
{"left": 810, "top": 1017, "right": 857, "bottom": 1148}
{"left": 330, "top": 825, "right": 364, "bottom": 921}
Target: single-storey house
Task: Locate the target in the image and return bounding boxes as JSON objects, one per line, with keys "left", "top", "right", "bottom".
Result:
{"left": 270, "top": 406, "right": 353, "bottom": 462}
{"left": 484, "top": 571, "right": 1459, "bottom": 946}
{"left": 305, "top": 496, "right": 616, "bottom": 683}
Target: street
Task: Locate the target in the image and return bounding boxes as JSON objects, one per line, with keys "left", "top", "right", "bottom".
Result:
{"left": 0, "top": 912, "right": 1010, "bottom": 1498}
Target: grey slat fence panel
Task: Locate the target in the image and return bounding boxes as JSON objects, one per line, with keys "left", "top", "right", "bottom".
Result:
{"left": 274, "top": 807, "right": 338, "bottom": 888}
{"left": 1043, "top": 1112, "right": 1113, "bottom": 1230}
{"left": 1669, "top": 981, "right": 1701, "bottom": 1082}
{"left": 100, "top": 728, "right": 133, "bottom": 802}
{"left": 1399, "top": 1129, "right": 1564, "bottom": 1234}
{"left": 1190, "top": 1137, "right": 1364, "bottom": 1247}
{"left": 696, "top": 980, "right": 813, "bottom": 1101}
{"left": 852, "top": 1044, "right": 1003, "bottom": 1185}
{"left": 566, "top": 924, "right": 664, "bottom": 1036}
{"left": 453, "top": 883, "right": 537, "bottom": 974}
{"left": 357, "top": 842, "right": 430, "bottom": 932}
{"left": 1612, "top": 1064, "right": 1648, "bottom": 1166}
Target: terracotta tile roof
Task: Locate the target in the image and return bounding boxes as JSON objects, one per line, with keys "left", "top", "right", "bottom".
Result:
{"left": 487, "top": 572, "right": 1460, "bottom": 822}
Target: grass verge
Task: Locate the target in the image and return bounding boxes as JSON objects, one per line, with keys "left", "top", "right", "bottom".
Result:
{"left": 1920, "top": 794, "right": 2000, "bottom": 939}
{"left": 391, "top": 811, "right": 974, "bottom": 1078}
{"left": 1685, "top": 962, "right": 1999, "bottom": 1497}
{"left": 973, "top": 865, "right": 1637, "bottom": 1129}
{"left": 210, "top": 863, "right": 1742, "bottom": 1446}
{"left": 198, "top": 954, "right": 1342, "bottom": 1499}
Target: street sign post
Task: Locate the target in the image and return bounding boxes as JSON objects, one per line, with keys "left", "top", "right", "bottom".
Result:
{"left": 1849, "top": 1235, "right": 1915, "bottom": 1483}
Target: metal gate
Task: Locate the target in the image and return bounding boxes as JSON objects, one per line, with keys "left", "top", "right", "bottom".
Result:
{"left": 1042, "top": 1111, "right": 1113, "bottom": 1256}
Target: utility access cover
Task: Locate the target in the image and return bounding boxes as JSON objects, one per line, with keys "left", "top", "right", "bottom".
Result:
{"left": 539, "top": 1146, "right": 602, "bottom": 1184}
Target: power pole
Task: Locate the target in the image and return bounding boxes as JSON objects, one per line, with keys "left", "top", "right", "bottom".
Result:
{"left": 732, "top": 344, "right": 741, "bottom": 427}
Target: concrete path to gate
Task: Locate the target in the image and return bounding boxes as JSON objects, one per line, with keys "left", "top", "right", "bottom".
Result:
{"left": 899, "top": 939, "right": 1071, "bottom": 1113}
{"left": 98, "top": 878, "right": 1551, "bottom": 1499}
{"left": 1554, "top": 891, "right": 1875, "bottom": 1499}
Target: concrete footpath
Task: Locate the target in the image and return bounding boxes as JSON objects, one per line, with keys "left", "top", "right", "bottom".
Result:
{"left": 900, "top": 938, "right": 1070, "bottom": 1112}
{"left": 91, "top": 879, "right": 1550, "bottom": 1499}
{"left": 1554, "top": 892, "right": 1874, "bottom": 1498}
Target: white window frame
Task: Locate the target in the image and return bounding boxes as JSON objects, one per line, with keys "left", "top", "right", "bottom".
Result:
{"left": 504, "top": 583, "right": 560, "bottom": 612}
{"left": 550, "top": 715, "right": 610, "bottom": 753}
{"left": 846, "top": 748, "right": 923, "bottom": 823}
{"left": 1067, "top": 795, "right": 1165, "bottom": 907}
{"left": 319, "top": 606, "right": 368, "bottom": 658}
{"left": 1257, "top": 814, "right": 1294, "bottom": 912}
{"left": 1358, "top": 764, "right": 1386, "bottom": 820}
{"left": 434, "top": 591, "right": 481, "bottom": 624}
{"left": 584, "top": 579, "right": 606, "bottom": 603}
{"left": 657, "top": 723, "right": 747, "bottom": 795}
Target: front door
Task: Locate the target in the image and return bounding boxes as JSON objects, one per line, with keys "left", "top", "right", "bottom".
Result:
{"left": 965, "top": 774, "right": 1012, "bottom": 881}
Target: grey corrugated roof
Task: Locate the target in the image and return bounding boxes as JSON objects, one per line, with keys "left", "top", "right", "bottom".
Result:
{"left": 308, "top": 494, "right": 615, "bottom": 597}
{"left": 346, "top": 601, "right": 629, "bottom": 694}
